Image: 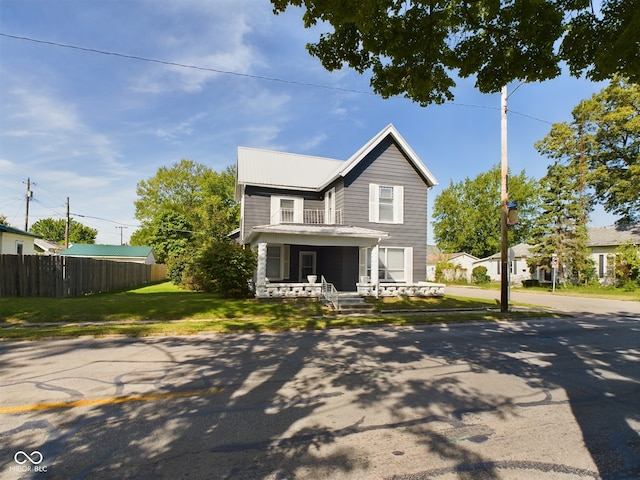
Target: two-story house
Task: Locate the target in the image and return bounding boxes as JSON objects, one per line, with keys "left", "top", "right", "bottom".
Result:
{"left": 236, "top": 124, "right": 442, "bottom": 298}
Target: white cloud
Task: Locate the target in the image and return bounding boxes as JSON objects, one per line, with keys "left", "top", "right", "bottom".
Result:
{"left": 131, "top": 1, "right": 265, "bottom": 94}
{"left": 3, "top": 86, "right": 125, "bottom": 173}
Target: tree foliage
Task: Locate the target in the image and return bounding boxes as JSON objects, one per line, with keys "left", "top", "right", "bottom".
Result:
{"left": 529, "top": 161, "right": 595, "bottom": 284}
{"left": 432, "top": 165, "right": 540, "bottom": 258}
{"left": 271, "top": 0, "right": 640, "bottom": 105}
{"left": 614, "top": 240, "right": 640, "bottom": 284}
{"left": 29, "top": 218, "right": 97, "bottom": 244}
{"left": 132, "top": 160, "right": 239, "bottom": 261}
{"left": 536, "top": 77, "right": 640, "bottom": 223}
{"left": 182, "top": 239, "right": 257, "bottom": 298}
{"left": 132, "top": 160, "right": 248, "bottom": 297}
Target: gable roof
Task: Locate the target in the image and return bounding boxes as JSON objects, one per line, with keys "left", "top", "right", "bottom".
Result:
{"left": 59, "top": 244, "right": 154, "bottom": 258}
{"left": 476, "top": 243, "right": 533, "bottom": 262}
{"left": 34, "top": 238, "right": 65, "bottom": 253}
{"left": 587, "top": 224, "right": 640, "bottom": 247}
{"left": 236, "top": 124, "right": 437, "bottom": 198}
{"left": 337, "top": 124, "right": 438, "bottom": 187}
{"left": 0, "top": 224, "right": 39, "bottom": 238}
{"left": 237, "top": 148, "right": 342, "bottom": 192}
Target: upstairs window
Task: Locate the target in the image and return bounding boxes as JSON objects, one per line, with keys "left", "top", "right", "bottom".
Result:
{"left": 270, "top": 196, "right": 303, "bottom": 224}
{"left": 369, "top": 184, "right": 403, "bottom": 224}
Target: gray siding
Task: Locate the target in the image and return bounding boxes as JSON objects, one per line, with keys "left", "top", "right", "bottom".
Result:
{"left": 241, "top": 186, "right": 323, "bottom": 242}
{"left": 343, "top": 138, "right": 429, "bottom": 282}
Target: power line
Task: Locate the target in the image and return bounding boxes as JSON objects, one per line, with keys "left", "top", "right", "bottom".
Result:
{"left": 0, "top": 32, "right": 554, "bottom": 125}
{"left": 0, "top": 32, "right": 375, "bottom": 96}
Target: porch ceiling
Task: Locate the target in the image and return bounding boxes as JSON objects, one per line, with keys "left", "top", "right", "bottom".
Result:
{"left": 246, "top": 224, "right": 388, "bottom": 247}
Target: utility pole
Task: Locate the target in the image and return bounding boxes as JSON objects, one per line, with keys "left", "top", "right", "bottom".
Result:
{"left": 500, "top": 86, "right": 509, "bottom": 313}
{"left": 65, "top": 197, "right": 70, "bottom": 249}
{"left": 24, "top": 177, "right": 33, "bottom": 231}
{"left": 115, "top": 226, "right": 128, "bottom": 245}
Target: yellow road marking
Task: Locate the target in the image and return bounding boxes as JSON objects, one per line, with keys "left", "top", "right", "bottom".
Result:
{"left": 0, "top": 387, "right": 224, "bottom": 414}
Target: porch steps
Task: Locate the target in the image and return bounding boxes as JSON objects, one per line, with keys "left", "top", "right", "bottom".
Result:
{"left": 336, "top": 293, "right": 376, "bottom": 314}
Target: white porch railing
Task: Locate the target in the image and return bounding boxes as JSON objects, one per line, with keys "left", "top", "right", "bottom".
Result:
{"left": 357, "top": 282, "right": 445, "bottom": 297}
{"left": 271, "top": 209, "right": 343, "bottom": 225}
{"left": 321, "top": 275, "right": 339, "bottom": 310}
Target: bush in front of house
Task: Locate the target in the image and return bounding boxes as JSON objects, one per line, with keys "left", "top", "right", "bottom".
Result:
{"left": 182, "top": 239, "right": 257, "bottom": 298}
{"left": 471, "top": 265, "right": 491, "bottom": 284}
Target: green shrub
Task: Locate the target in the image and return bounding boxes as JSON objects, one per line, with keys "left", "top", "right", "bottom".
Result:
{"left": 471, "top": 265, "right": 491, "bottom": 284}
{"left": 183, "top": 239, "right": 257, "bottom": 298}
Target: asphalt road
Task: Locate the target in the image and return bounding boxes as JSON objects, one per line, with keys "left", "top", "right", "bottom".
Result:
{"left": 1, "top": 309, "right": 639, "bottom": 479}
{"left": 445, "top": 285, "right": 640, "bottom": 317}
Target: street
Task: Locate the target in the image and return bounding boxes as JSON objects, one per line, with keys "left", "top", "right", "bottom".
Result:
{"left": 1, "top": 304, "right": 639, "bottom": 479}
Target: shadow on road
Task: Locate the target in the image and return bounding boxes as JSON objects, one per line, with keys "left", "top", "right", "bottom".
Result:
{"left": 1, "top": 313, "right": 639, "bottom": 479}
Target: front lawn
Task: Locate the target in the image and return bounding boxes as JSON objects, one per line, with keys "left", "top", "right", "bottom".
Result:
{"left": 0, "top": 281, "right": 560, "bottom": 341}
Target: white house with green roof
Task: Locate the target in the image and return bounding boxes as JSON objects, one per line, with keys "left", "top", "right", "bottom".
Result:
{"left": 0, "top": 224, "right": 39, "bottom": 255}
{"left": 59, "top": 244, "right": 157, "bottom": 264}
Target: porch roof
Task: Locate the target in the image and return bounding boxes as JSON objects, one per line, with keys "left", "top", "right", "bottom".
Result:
{"left": 245, "top": 224, "right": 389, "bottom": 247}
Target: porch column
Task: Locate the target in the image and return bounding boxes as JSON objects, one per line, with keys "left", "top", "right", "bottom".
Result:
{"left": 370, "top": 243, "right": 379, "bottom": 297}
{"left": 257, "top": 242, "right": 267, "bottom": 285}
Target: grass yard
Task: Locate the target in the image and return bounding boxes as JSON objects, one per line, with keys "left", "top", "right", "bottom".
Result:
{"left": 0, "top": 281, "right": 560, "bottom": 341}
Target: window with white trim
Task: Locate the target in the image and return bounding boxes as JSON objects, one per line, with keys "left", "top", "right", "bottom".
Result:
{"left": 369, "top": 184, "right": 403, "bottom": 224}
{"left": 266, "top": 245, "right": 290, "bottom": 280}
{"left": 359, "top": 246, "right": 413, "bottom": 282}
{"left": 270, "top": 196, "right": 304, "bottom": 224}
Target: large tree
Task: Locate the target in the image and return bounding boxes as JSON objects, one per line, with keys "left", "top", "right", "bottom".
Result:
{"left": 134, "top": 160, "right": 240, "bottom": 248}
{"left": 432, "top": 165, "right": 540, "bottom": 258}
{"left": 529, "top": 161, "right": 594, "bottom": 284}
{"left": 132, "top": 160, "right": 239, "bottom": 263}
{"left": 29, "top": 218, "right": 97, "bottom": 244}
{"left": 536, "top": 77, "right": 640, "bottom": 223}
{"left": 271, "top": 0, "right": 639, "bottom": 105}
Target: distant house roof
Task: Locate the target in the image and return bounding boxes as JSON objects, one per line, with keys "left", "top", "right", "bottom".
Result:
{"left": 477, "top": 243, "right": 533, "bottom": 262}
{"left": 0, "top": 224, "right": 39, "bottom": 238}
{"left": 59, "top": 244, "right": 155, "bottom": 259}
{"left": 236, "top": 124, "right": 438, "bottom": 198}
{"left": 34, "top": 238, "right": 65, "bottom": 254}
{"left": 587, "top": 224, "right": 640, "bottom": 247}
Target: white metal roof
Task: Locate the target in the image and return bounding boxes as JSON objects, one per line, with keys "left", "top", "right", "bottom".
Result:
{"left": 237, "top": 147, "right": 342, "bottom": 191}
{"left": 236, "top": 124, "right": 438, "bottom": 197}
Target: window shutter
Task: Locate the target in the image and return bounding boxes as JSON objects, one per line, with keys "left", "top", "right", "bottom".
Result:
{"left": 394, "top": 186, "right": 404, "bottom": 224}
{"left": 359, "top": 247, "right": 369, "bottom": 281}
{"left": 282, "top": 245, "right": 290, "bottom": 279}
{"left": 404, "top": 247, "right": 413, "bottom": 282}
{"left": 369, "top": 184, "right": 379, "bottom": 222}
{"left": 294, "top": 198, "right": 304, "bottom": 224}
{"left": 270, "top": 196, "right": 280, "bottom": 225}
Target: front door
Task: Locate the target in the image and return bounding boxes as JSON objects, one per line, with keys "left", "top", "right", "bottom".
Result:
{"left": 299, "top": 251, "right": 317, "bottom": 282}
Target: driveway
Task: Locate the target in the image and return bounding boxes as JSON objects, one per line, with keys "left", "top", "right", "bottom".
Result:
{"left": 1, "top": 313, "right": 639, "bottom": 479}
{"left": 445, "top": 285, "right": 640, "bottom": 316}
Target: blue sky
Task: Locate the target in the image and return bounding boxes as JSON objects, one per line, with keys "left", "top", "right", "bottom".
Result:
{"left": 0, "top": 0, "right": 616, "bottom": 245}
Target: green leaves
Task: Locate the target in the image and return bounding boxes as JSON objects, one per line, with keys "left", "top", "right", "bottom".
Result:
{"left": 432, "top": 165, "right": 540, "bottom": 258}
{"left": 272, "top": 0, "right": 639, "bottom": 105}
{"left": 30, "top": 218, "right": 97, "bottom": 244}
{"left": 537, "top": 77, "right": 639, "bottom": 223}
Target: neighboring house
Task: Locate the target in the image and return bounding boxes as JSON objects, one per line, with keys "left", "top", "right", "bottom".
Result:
{"left": 0, "top": 224, "right": 38, "bottom": 255}
{"left": 34, "top": 238, "right": 65, "bottom": 255}
{"left": 588, "top": 224, "right": 640, "bottom": 283}
{"left": 426, "top": 246, "right": 478, "bottom": 282}
{"left": 447, "top": 253, "right": 480, "bottom": 282}
{"left": 59, "top": 244, "right": 157, "bottom": 264}
{"left": 236, "top": 124, "right": 443, "bottom": 297}
{"left": 473, "top": 243, "right": 534, "bottom": 285}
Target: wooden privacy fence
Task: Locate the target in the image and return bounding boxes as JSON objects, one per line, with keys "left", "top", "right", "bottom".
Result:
{"left": 0, "top": 255, "right": 167, "bottom": 297}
